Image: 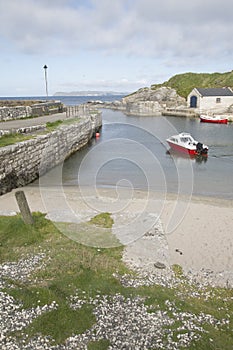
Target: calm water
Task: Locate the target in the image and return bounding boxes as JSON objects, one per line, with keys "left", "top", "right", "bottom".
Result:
{"left": 62, "top": 109, "right": 233, "bottom": 200}
{"left": 0, "top": 95, "right": 125, "bottom": 106}
{"left": 5, "top": 96, "right": 232, "bottom": 199}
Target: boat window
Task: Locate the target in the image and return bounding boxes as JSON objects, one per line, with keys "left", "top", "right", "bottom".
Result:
{"left": 180, "top": 137, "right": 189, "bottom": 142}
{"left": 181, "top": 137, "right": 193, "bottom": 143}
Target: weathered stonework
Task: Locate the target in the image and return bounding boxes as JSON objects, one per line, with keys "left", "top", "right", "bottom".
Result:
{"left": 125, "top": 101, "right": 161, "bottom": 116}
{"left": 0, "top": 113, "right": 102, "bottom": 195}
{"left": 0, "top": 106, "right": 32, "bottom": 121}
{"left": 0, "top": 125, "right": 47, "bottom": 137}
{"left": 89, "top": 87, "right": 186, "bottom": 116}
{"left": 0, "top": 101, "right": 64, "bottom": 121}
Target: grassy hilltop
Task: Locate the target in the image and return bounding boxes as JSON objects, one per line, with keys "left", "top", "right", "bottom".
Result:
{"left": 151, "top": 70, "right": 233, "bottom": 98}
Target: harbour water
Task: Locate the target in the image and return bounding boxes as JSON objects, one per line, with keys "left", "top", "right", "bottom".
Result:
{"left": 1, "top": 95, "right": 233, "bottom": 199}
{"left": 62, "top": 109, "right": 233, "bottom": 200}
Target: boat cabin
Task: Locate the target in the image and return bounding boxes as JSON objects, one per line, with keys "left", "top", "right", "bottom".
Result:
{"left": 169, "top": 133, "right": 195, "bottom": 145}
{"left": 187, "top": 87, "right": 233, "bottom": 113}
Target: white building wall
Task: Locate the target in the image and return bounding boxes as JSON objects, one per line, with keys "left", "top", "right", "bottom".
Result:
{"left": 187, "top": 88, "right": 233, "bottom": 113}
{"left": 199, "top": 96, "right": 233, "bottom": 113}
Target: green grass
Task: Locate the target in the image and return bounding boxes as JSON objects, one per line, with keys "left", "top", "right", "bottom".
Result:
{"left": 45, "top": 120, "right": 64, "bottom": 130}
{"left": 88, "top": 339, "right": 110, "bottom": 349}
{"left": 56, "top": 212, "right": 119, "bottom": 248}
{"left": 0, "top": 133, "right": 33, "bottom": 147}
{"left": 56, "top": 221, "right": 121, "bottom": 248}
{"left": 0, "top": 212, "right": 55, "bottom": 261}
{"left": 151, "top": 70, "right": 233, "bottom": 98}
{"left": 45, "top": 117, "right": 81, "bottom": 131}
{"left": 0, "top": 117, "right": 81, "bottom": 147}
{"left": 0, "top": 212, "right": 232, "bottom": 349}
{"left": 25, "top": 304, "right": 95, "bottom": 343}
{"left": 89, "top": 212, "right": 114, "bottom": 228}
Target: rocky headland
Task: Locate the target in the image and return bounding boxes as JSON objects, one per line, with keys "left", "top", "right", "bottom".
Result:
{"left": 88, "top": 86, "right": 188, "bottom": 116}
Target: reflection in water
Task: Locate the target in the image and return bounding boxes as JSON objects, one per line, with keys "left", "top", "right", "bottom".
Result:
{"left": 166, "top": 149, "right": 208, "bottom": 164}
{"left": 60, "top": 110, "right": 233, "bottom": 199}
{"left": 195, "top": 155, "right": 208, "bottom": 164}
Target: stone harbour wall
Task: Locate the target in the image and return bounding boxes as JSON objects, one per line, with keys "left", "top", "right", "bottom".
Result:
{"left": 0, "top": 113, "right": 101, "bottom": 195}
{"left": 0, "top": 101, "right": 64, "bottom": 121}
{"left": 125, "top": 101, "right": 162, "bottom": 116}
{"left": 0, "top": 106, "right": 32, "bottom": 121}
{"left": 0, "top": 125, "right": 47, "bottom": 137}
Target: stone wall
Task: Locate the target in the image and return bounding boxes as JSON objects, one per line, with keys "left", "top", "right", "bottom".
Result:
{"left": 31, "top": 101, "right": 64, "bottom": 117}
{"left": 0, "top": 106, "right": 32, "bottom": 121}
{"left": 0, "top": 113, "right": 102, "bottom": 195}
{"left": 162, "top": 108, "right": 199, "bottom": 118}
{"left": 125, "top": 101, "right": 162, "bottom": 116}
{"left": 0, "top": 101, "right": 64, "bottom": 121}
{"left": 0, "top": 125, "right": 47, "bottom": 137}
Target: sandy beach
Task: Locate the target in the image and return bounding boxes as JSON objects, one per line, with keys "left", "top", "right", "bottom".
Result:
{"left": 0, "top": 184, "right": 233, "bottom": 287}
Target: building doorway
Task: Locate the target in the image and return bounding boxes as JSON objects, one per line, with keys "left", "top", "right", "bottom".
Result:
{"left": 190, "top": 95, "right": 197, "bottom": 108}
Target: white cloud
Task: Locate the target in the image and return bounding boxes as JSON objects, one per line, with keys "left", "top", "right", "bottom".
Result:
{"left": 0, "top": 0, "right": 233, "bottom": 94}
{"left": 0, "top": 0, "right": 232, "bottom": 60}
{"left": 57, "top": 77, "right": 150, "bottom": 92}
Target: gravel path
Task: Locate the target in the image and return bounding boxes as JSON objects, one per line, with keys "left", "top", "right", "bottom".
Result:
{"left": 0, "top": 112, "right": 67, "bottom": 130}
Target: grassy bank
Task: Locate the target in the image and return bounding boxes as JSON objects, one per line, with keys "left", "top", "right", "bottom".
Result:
{"left": 0, "top": 118, "right": 81, "bottom": 147}
{"left": 0, "top": 133, "right": 33, "bottom": 147}
{"left": 0, "top": 213, "right": 232, "bottom": 349}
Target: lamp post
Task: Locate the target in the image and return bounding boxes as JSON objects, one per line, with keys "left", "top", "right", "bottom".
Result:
{"left": 43, "top": 65, "right": 48, "bottom": 100}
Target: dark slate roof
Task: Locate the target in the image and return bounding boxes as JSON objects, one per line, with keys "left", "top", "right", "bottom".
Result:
{"left": 196, "top": 87, "right": 233, "bottom": 96}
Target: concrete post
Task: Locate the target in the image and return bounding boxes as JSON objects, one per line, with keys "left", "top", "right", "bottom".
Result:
{"left": 15, "top": 190, "right": 34, "bottom": 225}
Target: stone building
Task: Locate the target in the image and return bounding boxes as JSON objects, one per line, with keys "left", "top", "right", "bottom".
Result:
{"left": 187, "top": 87, "right": 233, "bottom": 113}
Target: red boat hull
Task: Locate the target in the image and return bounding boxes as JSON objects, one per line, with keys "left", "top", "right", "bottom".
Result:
{"left": 200, "top": 117, "right": 228, "bottom": 124}
{"left": 167, "top": 141, "right": 200, "bottom": 156}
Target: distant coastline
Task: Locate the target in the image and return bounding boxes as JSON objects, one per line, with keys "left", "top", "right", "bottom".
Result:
{"left": 0, "top": 94, "right": 126, "bottom": 107}
{"left": 53, "top": 90, "right": 129, "bottom": 97}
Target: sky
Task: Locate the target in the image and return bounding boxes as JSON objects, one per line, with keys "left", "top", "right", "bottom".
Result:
{"left": 0, "top": 0, "right": 233, "bottom": 96}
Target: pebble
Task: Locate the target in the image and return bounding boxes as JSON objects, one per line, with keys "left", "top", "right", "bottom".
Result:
{"left": 0, "top": 253, "right": 231, "bottom": 349}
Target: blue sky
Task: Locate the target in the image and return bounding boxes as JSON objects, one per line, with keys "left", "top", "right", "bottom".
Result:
{"left": 1, "top": 0, "right": 233, "bottom": 96}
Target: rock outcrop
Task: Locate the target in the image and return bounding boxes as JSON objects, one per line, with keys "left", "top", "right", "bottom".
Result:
{"left": 91, "top": 87, "right": 186, "bottom": 116}
{"left": 122, "top": 86, "right": 186, "bottom": 107}
{"left": 123, "top": 87, "right": 186, "bottom": 115}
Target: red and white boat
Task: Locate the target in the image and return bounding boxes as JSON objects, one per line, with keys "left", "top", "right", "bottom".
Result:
{"left": 200, "top": 114, "right": 228, "bottom": 124}
{"left": 166, "top": 132, "right": 208, "bottom": 156}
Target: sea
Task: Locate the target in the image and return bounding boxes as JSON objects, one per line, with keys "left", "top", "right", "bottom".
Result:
{"left": 0, "top": 95, "right": 125, "bottom": 106}
{"left": 1, "top": 95, "right": 233, "bottom": 200}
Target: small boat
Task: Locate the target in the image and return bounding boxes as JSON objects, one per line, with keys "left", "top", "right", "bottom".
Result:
{"left": 200, "top": 114, "right": 228, "bottom": 124}
{"left": 166, "top": 132, "right": 208, "bottom": 156}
